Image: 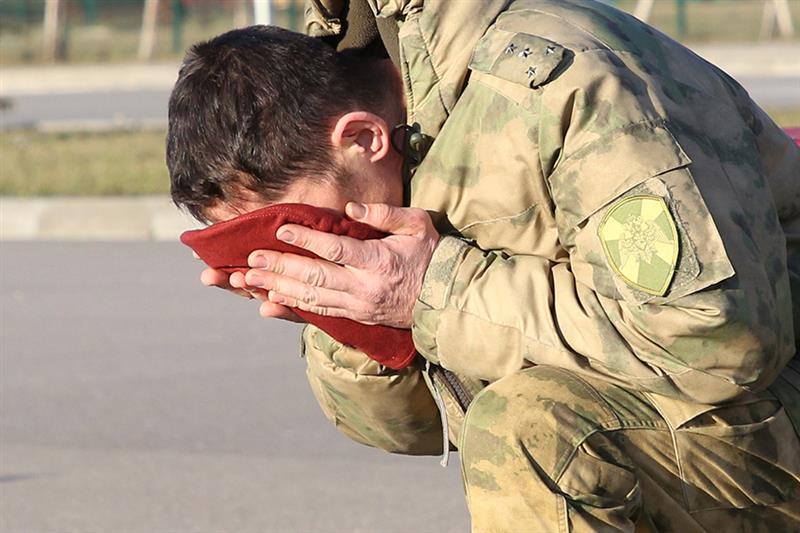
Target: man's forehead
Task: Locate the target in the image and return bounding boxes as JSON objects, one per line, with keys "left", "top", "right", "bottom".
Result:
{"left": 203, "top": 198, "right": 271, "bottom": 224}
{"left": 202, "top": 178, "right": 344, "bottom": 224}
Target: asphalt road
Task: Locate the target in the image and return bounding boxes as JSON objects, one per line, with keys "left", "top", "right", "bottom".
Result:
{"left": 1, "top": 75, "right": 798, "bottom": 131}
{"left": 0, "top": 242, "right": 470, "bottom": 532}
{"left": 0, "top": 89, "right": 171, "bottom": 130}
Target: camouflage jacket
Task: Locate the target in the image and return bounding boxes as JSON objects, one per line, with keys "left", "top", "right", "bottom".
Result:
{"left": 303, "top": 0, "right": 800, "bottom": 453}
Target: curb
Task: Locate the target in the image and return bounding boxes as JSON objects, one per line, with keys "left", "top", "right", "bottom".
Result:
{"left": 689, "top": 42, "right": 800, "bottom": 77}
{"left": 0, "top": 196, "right": 202, "bottom": 241}
{"left": 0, "top": 62, "right": 180, "bottom": 96}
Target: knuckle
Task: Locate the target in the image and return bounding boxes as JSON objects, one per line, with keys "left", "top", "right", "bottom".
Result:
{"left": 258, "top": 254, "right": 274, "bottom": 270}
{"left": 304, "top": 265, "right": 325, "bottom": 286}
{"left": 268, "top": 277, "right": 279, "bottom": 290}
{"left": 411, "top": 208, "right": 429, "bottom": 225}
{"left": 324, "top": 241, "right": 346, "bottom": 263}
{"left": 271, "top": 257, "right": 285, "bottom": 275}
{"left": 375, "top": 250, "right": 397, "bottom": 275}
{"left": 301, "top": 286, "right": 318, "bottom": 305}
{"left": 364, "top": 286, "right": 387, "bottom": 305}
{"left": 374, "top": 204, "right": 391, "bottom": 220}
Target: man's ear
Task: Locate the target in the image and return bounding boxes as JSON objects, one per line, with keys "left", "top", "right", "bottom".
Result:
{"left": 331, "top": 112, "right": 391, "bottom": 163}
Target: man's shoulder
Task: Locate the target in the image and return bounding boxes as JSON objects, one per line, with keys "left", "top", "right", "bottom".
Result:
{"left": 474, "top": 0, "right": 710, "bottom": 95}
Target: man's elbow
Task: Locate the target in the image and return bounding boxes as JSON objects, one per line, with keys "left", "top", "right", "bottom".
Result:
{"left": 669, "top": 299, "right": 794, "bottom": 402}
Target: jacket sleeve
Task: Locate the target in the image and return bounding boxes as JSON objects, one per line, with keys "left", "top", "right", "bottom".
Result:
{"left": 748, "top": 104, "right": 800, "bottom": 349}
{"left": 411, "top": 115, "right": 796, "bottom": 406}
{"left": 302, "top": 325, "right": 443, "bottom": 455}
{"left": 412, "top": 228, "right": 790, "bottom": 406}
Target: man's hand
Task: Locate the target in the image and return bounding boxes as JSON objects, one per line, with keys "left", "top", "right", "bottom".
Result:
{"left": 197, "top": 262, "right": 305, "bottom": 323}
{"left": 244, "top": 202, "right": 439, "bottom": 329}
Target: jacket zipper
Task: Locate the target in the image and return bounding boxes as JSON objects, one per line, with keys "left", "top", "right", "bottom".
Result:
{"left": 425, "top": 363, "right": 477, "bottom": 467}
{"left": 431, "top": 365, "right": 474, "bottom": 412}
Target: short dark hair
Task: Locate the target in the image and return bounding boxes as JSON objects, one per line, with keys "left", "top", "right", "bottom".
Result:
{"left": 166, "top": 25, "right": 397, "bottom": 222}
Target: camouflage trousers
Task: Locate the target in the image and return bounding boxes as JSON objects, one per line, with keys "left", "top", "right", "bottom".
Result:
{"left": 459, "top": 365, "right": 800, "bottom": 532}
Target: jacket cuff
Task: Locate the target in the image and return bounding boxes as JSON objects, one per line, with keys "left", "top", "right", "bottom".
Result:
{"left": 411, "top": 235, "right": 472, "bottom": 362}
{"left": 302, "top": 324, "right": 392, "bottom": 376}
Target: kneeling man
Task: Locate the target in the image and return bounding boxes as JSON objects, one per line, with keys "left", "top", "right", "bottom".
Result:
{"left": 167, "top": 1, "right": 800, "bottom": 531}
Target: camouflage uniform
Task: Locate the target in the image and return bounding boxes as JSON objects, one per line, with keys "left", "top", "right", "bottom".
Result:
{"left": 304, "top": 0, "right": 800, "bottom": 530}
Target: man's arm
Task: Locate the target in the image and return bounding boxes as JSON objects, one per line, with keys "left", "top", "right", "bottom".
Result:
{"left": 303, "top": 324, "right": 444, "bottom": 455}
{"left": 244, "top": 55, "right": 797, "bottom": 408}
{"left": 251, "top": 154, "right": 794, "bottom": 408}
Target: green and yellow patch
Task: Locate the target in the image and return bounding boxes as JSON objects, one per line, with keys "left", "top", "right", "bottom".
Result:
{"left": 598, "top": 195, "right": 679, "bottom": 296}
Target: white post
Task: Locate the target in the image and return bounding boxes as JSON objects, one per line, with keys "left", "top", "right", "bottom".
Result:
{"left": 42, "top": 0, "right": 63, "bottom": 61}
{"left": 138, "top": 0, "right": 160, "bottom": 60}
{"left": 633, "top": 0, "right": 655, "bottom": 23}
{"left": 254, "top": 0, "right": 272, "bottom": 26}
{"left": 773, "top": 0, "right": 795, "bottom": 38}
{"left": 761, "top": 0, "right": 795, "bottom": 39}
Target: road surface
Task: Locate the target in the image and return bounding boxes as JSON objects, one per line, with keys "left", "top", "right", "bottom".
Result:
{"left": 1, "top": 242, "right": 470, "bottom": 532}
{"left": 1, "top": 75, "right": 797, "bottom": 131}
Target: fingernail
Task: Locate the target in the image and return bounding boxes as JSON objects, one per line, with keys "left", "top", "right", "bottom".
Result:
{"left": 247, "top": 274, "right": 264, "bottom": 287}
{"left": 269, "top": 291, "right": 285, "bottom": 304}
{"left": 277, "top": 229, "right": 295, "bottom": 243}
{"left": 348, "top": 203, "right": 366, "bottom": 219}
{"left": 250, "top": 254, "right": 267, "bottom": 268}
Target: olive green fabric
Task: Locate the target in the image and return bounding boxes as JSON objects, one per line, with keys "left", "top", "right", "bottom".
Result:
{"left": 304, "top": 0, "right": 398, "bottom": 62}
{"left": 407, "top": 0, "right": 799, "bottom": 421}
{"left": 460, "top": 366, "right": 800, "bottom": 532}
{"left": 302, "top": 325, "right": 443, "bottom": 455}
{"left": 597, "top": 195, "right": 679, "bottom": 296}
{"left": 302, "top": 0, "right": 800, "bottom": 530}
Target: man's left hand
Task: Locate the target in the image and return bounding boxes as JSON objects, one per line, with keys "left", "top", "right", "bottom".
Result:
{"left": 244, "top": 202, "right": 439, "bottom": 329}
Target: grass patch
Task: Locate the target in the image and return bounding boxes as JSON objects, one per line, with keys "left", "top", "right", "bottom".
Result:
{"left": 768, "top": 108, "right": 800, "bottom": 127}
{"left": 0, "top": 128, "right": 169, "bottom": 196}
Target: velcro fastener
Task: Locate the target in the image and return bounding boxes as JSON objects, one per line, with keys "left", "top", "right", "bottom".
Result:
{"left": 469, "top": 26, "right": 567, "bottom": 88}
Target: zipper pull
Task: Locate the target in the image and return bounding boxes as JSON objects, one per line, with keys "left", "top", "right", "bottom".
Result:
{"left": 424, "top": 361, "right": 450, "bottom": 467}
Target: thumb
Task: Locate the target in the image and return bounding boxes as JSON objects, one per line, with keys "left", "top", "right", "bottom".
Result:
{"left": 346, "top": 202, "right": 429, "bottom": 236}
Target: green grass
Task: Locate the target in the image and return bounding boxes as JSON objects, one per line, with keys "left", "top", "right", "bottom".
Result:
{"left": 769, "top": 108, "right": 800, "bottom": 128}
{"left": 0, "top": 107, "right": 797, "bottom": 197}
{"left": 0, "top": 128, "right": 170, "bottom": 196}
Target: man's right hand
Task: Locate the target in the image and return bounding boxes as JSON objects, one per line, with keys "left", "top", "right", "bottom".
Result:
{"left": 198, "top": 264, "right": 306, "bottom": 323}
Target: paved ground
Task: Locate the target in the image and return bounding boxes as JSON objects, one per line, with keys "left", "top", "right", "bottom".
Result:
{"left": 0, "top": 242, "right": 470, "bottom": 532}
{"left": 0, "top": 196, "right": 202, "bottom": 241}
{"left": 0, "top": 89, "right": 171, "bottom": 131}
{"left": 2, "top": 74, "right": 796, "bottom": 131}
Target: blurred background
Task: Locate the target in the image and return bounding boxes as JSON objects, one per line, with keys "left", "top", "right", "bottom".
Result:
{"left": 1, "top": 1, "right": 799, "bottom": 532}
{"left": 1, "top": 0, "right": 798, "bottom": 201}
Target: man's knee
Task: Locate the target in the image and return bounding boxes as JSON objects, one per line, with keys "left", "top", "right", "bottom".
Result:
{"left": 461, "top": 366, "right": 621, "bottom": 480}
{"left": 460, "top": 366, "right": 643, "bottom": 531}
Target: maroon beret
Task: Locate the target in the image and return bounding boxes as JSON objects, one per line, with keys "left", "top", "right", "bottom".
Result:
{"left": 181, "top": 203, "right": 416, "bottom": 370}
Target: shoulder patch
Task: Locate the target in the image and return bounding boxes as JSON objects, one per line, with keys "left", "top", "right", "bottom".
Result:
{"left": 469, "top": 26, "right": 568, "bottom": 88}
{"left": 598, "top": 195, "right": 679, "bottom": 296}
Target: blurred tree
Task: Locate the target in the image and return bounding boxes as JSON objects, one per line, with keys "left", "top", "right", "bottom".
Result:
{"left": 82, "top": 0, "right": 98, "bottom": 24}
{"left": 171, "top": 0, "right": 185, "bottom": 52}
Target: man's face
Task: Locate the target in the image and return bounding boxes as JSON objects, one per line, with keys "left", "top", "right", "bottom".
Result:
{"left": 204, "top": 91, "right": 406, "bottom": 225}
{"left": 204, "top": 159, "right": 404, "bottom": 224}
